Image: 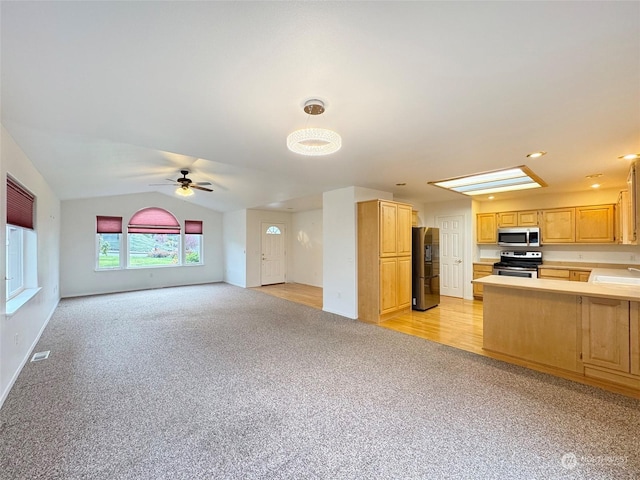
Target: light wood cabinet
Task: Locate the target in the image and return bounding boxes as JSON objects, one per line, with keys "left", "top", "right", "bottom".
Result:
{"left": 538, "top": 268, "right": 570, "bottom": 280}
{"left": 358, "top": 199, "right": 413, "bottom": 323}
{"left": 570, "top": 270, "right": 591, "bottom": 282}
{"left": 497, "top": 211, "right": 518, "bottom": 227}
{"left": 541, "top": 207, "right": 576, "bottom": 243}
{"left": 581, "top": 297, "right": 630, "bottom": 373}
{"left": 518, "top": 210, "right": 539, "bottom": 226}
{"left": 632, "top": 302, "right": 640, "bottom": 376}
{"left": 497, "top": 210, "right": 538, "bottom": 227}
{"left": 576, "top": 204, "right": 615, "bottom": 243}
{"left": 538, "top": 268, "right": 591, "bottom": 282}
{"left": 472, "top": 263, "right": 494, "bottom": 299}
{"left": 476, "top": 213, "right": 497, "bottom": 243}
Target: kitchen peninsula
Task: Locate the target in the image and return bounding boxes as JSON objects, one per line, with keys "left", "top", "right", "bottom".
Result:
{"left": 474, "top": 270, "right": 640, "bottom": 397}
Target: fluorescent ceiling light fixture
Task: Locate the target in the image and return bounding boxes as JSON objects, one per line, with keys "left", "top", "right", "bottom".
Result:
{"left": 287, "top": 99, "right": 342, "bottom": 156}
{"left": 428, "top": 165, "right": 547, "bottom": 196}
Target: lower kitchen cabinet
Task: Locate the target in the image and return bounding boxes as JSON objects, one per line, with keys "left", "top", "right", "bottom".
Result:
{"left": 631, "top": 302, "right": 640, "bottom": 376}
{"left": 472, "top": 263, "right": 494, "bottom": 299}
{"left": 581, "top": 297, "right": 630, "bottom": 372}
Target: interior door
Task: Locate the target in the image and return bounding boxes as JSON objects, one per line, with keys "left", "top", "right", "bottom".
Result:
{"left": 261, "top": 223, "right": 286, "bottom": 285}
{"left": 438, "top": 215, "right": 464, "bottom": 298}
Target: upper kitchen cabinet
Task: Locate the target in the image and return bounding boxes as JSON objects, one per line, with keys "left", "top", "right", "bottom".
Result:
{"left": 540, "top": 207, "right": 576, "bottom": 243}
{"left": 477, "top": 213, "right": 497, "bottom": 244}
{"left": 576, "top": 205, "right": 615, "bottom": 243}
{"left": 497, "top": 210, "right": 538, "bottom": 227}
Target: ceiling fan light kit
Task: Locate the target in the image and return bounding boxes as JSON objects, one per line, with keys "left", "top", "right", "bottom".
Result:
{"left": 151, "top": 169, "right": 213, "bottom": 196}
{"left": 176, "top": 185, "right": 194, "bottom": 197}
{"left": 287, "top": 99, "right": 342, "bottom": 156}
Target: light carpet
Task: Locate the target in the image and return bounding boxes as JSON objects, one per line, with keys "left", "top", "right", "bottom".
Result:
{"left": 1, "top": 283, "right": 639, "bottom": 479}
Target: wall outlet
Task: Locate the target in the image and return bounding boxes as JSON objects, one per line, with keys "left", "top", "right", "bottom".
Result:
{"left": 578, "top": 254, "right": 583, "bottom": 259}
{"left": 14, "top": 333, "right": 19, "bottom": 345}
{"left": 631, "top": 254, "right": 637, "bottom": 262}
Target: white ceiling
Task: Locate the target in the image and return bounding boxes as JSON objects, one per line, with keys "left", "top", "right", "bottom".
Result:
{"left": 2, "top": 1, "right": 639, "bottom": 212}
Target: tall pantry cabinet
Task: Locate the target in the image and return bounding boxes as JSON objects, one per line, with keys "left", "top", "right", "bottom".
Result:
{"left": 357, "top": 199, "right": 413, "bottom": 323}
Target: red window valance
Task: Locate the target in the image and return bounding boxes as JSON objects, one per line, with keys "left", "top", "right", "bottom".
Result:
{"left": 96, "top": 216, "right": 123, "bottom": 234}
{"left": 7, "top": 176, "right": 35, "bottom": 230}
{"left": 128, "top": 207, "right": 180, "bottom": 234}
{"left": 185, "top": 220, "right": 203, "bottom": 235}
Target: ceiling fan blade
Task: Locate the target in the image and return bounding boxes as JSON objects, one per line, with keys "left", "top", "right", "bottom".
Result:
{"left": 190, "top": 185, "right": 213, "bottom": 192}
{"left": 149, "top": 183, "right": 177, "bottom": 186}
{"left": 194, "top": 182, "right": 212, "bottom": 186}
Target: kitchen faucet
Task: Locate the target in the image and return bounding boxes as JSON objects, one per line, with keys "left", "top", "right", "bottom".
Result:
{"left": 628, "top": 267, "right": 640, "bottom": 275}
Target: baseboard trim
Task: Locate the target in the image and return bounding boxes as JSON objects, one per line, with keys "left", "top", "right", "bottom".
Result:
{"left": 0, "top": 297, "right": 59, "bottom": 410}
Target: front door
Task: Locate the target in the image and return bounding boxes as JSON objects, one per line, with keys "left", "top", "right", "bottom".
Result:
{"left": 438, "top": 215, "right": 464, "bottom": 298}
{"left": 261, "top": 223, "right": 286, "bottom": 285}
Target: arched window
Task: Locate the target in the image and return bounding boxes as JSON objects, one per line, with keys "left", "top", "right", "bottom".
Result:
{"left": 266, "top": 225, "right": 281, "bottom": 235}
{"left": 127, "top": 208, "right": 181, "bottom": 267}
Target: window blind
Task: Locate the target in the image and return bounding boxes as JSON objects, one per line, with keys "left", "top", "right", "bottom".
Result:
{"left": 128, "top": 207, "right": 180, "bottom": 234}
{"left": 7, "top": 176, "right": 35, "bottom": 230}
{"left": 185, "top": 220, "right": 203, "bottom": 234}
{"left": 96, "top": 216, "right": 123, "bottom": 234}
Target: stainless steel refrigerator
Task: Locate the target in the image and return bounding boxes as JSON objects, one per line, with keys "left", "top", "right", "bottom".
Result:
{"left": 412, "top": 227, "right": 440, "bottom": 311}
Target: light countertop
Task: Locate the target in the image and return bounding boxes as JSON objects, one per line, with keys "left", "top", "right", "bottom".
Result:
{"left": 473, "top": 269, "right": 640, "bottom": 302}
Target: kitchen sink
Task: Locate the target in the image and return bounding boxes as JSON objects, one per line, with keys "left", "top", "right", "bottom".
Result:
{"left": 591, "top": 275, "right": 640, "bottom": 286}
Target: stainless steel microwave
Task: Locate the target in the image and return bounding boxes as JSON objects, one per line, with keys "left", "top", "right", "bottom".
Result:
{"left": 497, "top": 227, "right": 541, "bottom": 247}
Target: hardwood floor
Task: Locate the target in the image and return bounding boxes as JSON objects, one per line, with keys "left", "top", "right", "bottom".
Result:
{"left": 253, "top": 283, "right": 483, "bottom": 354}
{"left": 253, "top": 283, "right": 640, "bottom": 397}
{"left": 251, "top": 283, "right": 323, "bottom": 310}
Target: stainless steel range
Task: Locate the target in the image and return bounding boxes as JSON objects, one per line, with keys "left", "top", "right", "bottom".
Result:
{"left": 493, "top": 251, "right": 542, "bottom": 278}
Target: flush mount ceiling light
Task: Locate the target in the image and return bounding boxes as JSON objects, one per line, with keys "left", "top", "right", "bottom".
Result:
{"left": 526, "top": 151, "right": 547, "bottom": 158}
{"left": 428, "top": 165, "right": 547, "bottom": 196}
{"left": 287, "top": 99, "right": 342, "bottom": 156}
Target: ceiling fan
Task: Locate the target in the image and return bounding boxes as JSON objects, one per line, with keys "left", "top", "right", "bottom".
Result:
{"left": 151, "top": 170, "right": 213, "bottom": 196}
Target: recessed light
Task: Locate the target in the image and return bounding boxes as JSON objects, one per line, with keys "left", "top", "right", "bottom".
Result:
{"left": 591, "top": 183, "right": 601, "bottom": 189}
{"left": 396, "top": 183, "right": 407, "bottom": 186}
{"left": 526, "top": 151, "right": 547, "bottom": 159}
{"left": 585, "top": 173, "right": 603, "bottom": 179}
{"left": 488, "top": 195, "right": 495, "bottom": 200}
{"left": 619, "top": 153, "right": 640, "bottom": 160}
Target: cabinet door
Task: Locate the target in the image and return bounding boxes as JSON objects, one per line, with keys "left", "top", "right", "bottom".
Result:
{"left": 380, "top": 257, "right": 398, "bottom": 314}
{"left": 379, "top": 202, "right": 397, "bottom": 257}
{"left": 476, "top": 213, "right": 497, "bottom": 243}
{"left": 397, "top": 256, "right": 412, "bottom": 309}
{"left": 631, "top": 302, "right": 639, "bottom": 376}
{"left": 518, "top": 210, "right": 539, "bottom": 226}
{"left": 472, "top": 264, "right": 493, "bottom": 298}
{"left": 397, "top": 204, "right": 413, "bottom": 256}
{"left": 569, "top": 270, "right": 591, "bottom": 282}
{"left": 576, "top": 204, "right": 615, "bottom": 243}
{"left": 497, "top": 212, "right": 517, "bottom": 227}
{"left": 581, "top": 297, "right": 630, "bottom": 372}
{"left": 541, "top": 208, "right": 575, "bottom": 243}
{"left": 538, "top": 268, "right": 570, "bottom": 280}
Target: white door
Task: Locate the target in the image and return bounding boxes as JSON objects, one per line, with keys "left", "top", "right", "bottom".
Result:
{"left": 438, "top": 215, "right": 464, "bottom": 298}
{"left": 261, "top": 223, "right": 286, "bottom": 285}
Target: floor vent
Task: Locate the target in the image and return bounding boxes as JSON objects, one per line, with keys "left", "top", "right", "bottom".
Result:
{"left": 31, "top": 351, "right": 50, "bottom": 362}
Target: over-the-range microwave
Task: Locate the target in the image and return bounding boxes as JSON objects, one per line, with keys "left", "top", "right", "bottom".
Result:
{"left": 497, "top": 227, "right": 541, "bottom": 247}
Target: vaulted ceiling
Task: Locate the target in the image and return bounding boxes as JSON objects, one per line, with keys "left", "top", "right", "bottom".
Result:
{"left": 2, "top": 1, "right": 639, "bottom": 212}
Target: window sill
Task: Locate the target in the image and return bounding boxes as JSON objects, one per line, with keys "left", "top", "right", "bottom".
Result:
{"left": 6, "top": 287, "right": 42, "bottom": 317}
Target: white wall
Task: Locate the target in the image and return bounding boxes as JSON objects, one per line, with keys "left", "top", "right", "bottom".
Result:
{"left": 223, "top": 209, "right": 247, "bottom": 287}
{"left": 245, "top": 209, "right": 293, "bottom": 288}
{"left": 323, "top": 186, "right": 392, "bottom": 319}
{"left": 1, "top": 126, "right": 61, "bottom": 407}
{"left": 60, "top": 192, "right": 223, "bottom": 297}
{"left": 291, "top": 209, "right": 323, "bottom": 287}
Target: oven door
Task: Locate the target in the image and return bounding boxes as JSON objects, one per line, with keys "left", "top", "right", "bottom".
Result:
{"left": 493, "top": 267, "right": 538, "bottom": 279}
